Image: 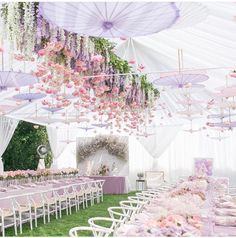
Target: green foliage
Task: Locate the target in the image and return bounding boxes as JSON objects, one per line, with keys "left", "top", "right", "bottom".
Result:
{"left": 2, "top": 121, "right": 52, "bottom": 171}
{"left": 140, "top": 75, "right": 160, "bottom": 97}
{"left": 91, "top": 37, "right": 131, "bottom": 73}
{"left": 92, "top": 37, "right": 160, "bottom": 98}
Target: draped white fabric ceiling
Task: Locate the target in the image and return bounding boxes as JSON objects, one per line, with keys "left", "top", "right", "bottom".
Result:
{"left": 113, "top": 2, "right": 236, "bottom": 127}
{"left": 0, "top": 2, "right": 235, "bottom": 130}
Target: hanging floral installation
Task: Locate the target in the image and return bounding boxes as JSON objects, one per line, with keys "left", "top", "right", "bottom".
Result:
{"left": 0, "top": 3, "right": 160, "bottom": 135}
{"left": 77, "top": 135, "right": 128, "bottom": 162}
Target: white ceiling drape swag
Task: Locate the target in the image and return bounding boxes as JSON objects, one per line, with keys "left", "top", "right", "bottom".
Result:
{"left": 138, "top": 125, "right": 182, "bottom": 166}
{"left": 46, "top": 126, "right": 68, "bottom": 169}
{"left": 0, "top": 116, "right": 19, "bottom": 173}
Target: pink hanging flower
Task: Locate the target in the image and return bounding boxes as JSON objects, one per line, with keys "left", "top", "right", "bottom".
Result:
{"left": 79, "top": 87, "right": 87, "bottom": 94}
{"left": 0, "top": 47, "right": 4, "bottom": 53}
{"left": 42, "top": 100, "right": 48, "bottom": 106}
{"left": 54, "top": 42, "right": 64, "bottom": 52}
{"left": 128, "top": 59, "right": 136, "bottom": 64}
{"left": 38, "top": 49, "right": 46, "bottom": 56}
{"left": 14, "top": 54, "right": 25, "bottom": 61}
{"left": 45, "top": 88, "right": 53, "bottom": 94}
{"left": 66, "top": 82, "right": 73, "bottom": 88}
{"left": 138, "top": 64, "right": 145, "bottom": 71}
{"left": 112, "top": 87, "right": 119, "bottom": 94}
{"left": 91, "top": 54, "right": 104, "bottom": 64}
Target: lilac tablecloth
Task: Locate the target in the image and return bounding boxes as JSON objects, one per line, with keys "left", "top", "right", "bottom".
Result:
{"left": 88, "top": 176, "right": 128, "bottom": 194}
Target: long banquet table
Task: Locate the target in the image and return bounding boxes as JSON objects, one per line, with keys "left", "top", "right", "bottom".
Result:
{"left": 115, "top": 177, "right": 236, "bottom": 236}
{"left": 0, "top": 177, "right": 101, "bottom": 208}
{"left": 88, "top": 176, "right": 128, "bottom": 194}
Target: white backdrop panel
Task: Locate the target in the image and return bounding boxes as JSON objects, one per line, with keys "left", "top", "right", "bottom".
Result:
{"left": 158, "top": 127, "right": 236, "bottom": 186}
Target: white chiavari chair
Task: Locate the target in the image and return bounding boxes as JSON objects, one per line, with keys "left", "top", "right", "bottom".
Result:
{"left": 120, "top": 200, "right": 146, "bottom": 214}
{"left": 65, "top": 186, "right": 78, "bottom": 214}
{"left": 69, "top": 226, "right": 112, "bottom": 237}
{"left": 136, "top": 192, "right": 157, "bottom": 201}
{"left": 53, "top": 188, "right": 69, "bottom": 218}
{"left": 128, "top": 195, "right": 150, "bottom": 204}
{"left": 88, "top": 217, "right": 123, "bottom": 234}
{"left": 28, "top": 192, "right": 46, "bottom": 227}
{"left": 107, "top": 206, "right": 131, "bottom": 223}
{"left": 12, "top": 194, "right": 33, "bottom": 234}
{"left": 90, "top": 181, "right": 100, "bottom": 204}
{"left": 0, "top": 197, "right": 18, "bottom": 237}
{"left": 83, "top": 182, "right": 94, "bottom": 207}
{"left": 72, "top": 183, "right": 86, "bottom": 210}
{"left": 42, "top": 190, "right": 58, "bottom": 222}
{"left": 95, "top": 180, "right": 105, "bottom": 203}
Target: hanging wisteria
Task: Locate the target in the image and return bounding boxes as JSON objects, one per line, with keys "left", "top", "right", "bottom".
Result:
{"left": 0, "top": 2, "right": 160, "bottom": 135}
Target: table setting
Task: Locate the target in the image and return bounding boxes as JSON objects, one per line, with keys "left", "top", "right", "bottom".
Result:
{"left": 115, "top": 175, "right": 236, "bottom": 236}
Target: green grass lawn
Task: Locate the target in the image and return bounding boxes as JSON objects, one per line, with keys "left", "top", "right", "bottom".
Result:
{"left": 5, "top": 193, "right": 135, "bottom": 237}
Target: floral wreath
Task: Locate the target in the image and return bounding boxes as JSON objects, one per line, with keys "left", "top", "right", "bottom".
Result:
{"left": 77, "top": 135, "right": 128, "bottom": 162}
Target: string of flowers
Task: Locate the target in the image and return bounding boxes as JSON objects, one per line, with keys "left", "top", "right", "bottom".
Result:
{"left": 0, "top": 168, "right": 79, "bottom": 180}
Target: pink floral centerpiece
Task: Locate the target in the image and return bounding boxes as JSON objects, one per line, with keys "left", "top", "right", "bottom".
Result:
{"left": 94, "top": 163, "right": 110, "bottom": 176}
{"left": 0, "top": 168, "right": 79, "bottom": 181}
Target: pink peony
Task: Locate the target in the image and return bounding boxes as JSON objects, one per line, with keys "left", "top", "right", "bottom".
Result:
{"left": 38, "top": 49, "right": 46, "bottom": 56}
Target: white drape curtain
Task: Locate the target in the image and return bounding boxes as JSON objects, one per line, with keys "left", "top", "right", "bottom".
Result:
{"left": 0, "top": 116, "right": 19, "bottom": 173}
{"left": 158, "top": 128, "right": 236, "bottom": 186}
{"left": 46, "top": 126, "right": 68, "bottom": 169}
{"left": 139, "top": 125, "right": 182, "bottom": 168}
{"left": 129, "top": 136, "right": 154, "bottom": 190}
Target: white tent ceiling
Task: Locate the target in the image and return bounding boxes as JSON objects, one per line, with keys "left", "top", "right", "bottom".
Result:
{"left": 0, "top": 2, "right": 236, "bottom": 132}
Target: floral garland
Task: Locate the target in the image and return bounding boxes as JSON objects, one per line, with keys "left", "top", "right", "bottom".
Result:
{"left": 0, "top": 168, "right": 79, "bottom": 180}
{"left": 77, "top": 135, "right": 128, "bottom": 162}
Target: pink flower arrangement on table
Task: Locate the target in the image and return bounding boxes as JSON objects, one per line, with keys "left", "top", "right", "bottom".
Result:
{"left": 0, "top": 168, "right": 79, "bottom": 180}
{"left": 119, "top": 213, "right": 202, "bottom": 236}
{"left": 94, "top": 163, "right": 110, "bottom": 176}
{"left": 116, "top": 175, "right": 214, "bottom": 237}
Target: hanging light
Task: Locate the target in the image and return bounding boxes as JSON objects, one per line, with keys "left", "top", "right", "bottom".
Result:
{"left": 33, "top": 124, "right": 39, "bottom": 129}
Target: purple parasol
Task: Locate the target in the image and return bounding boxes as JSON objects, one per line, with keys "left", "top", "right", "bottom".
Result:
{"left": 39, "top": 2, "right": 179, "bottom": 38}
{"left": 183, "top": 128, "right": 201, "bottom": 133}
{"left": 209, "top": 136, "right": 229, "bottom": 141}
{"left": 136, "top": 132, "right": 155, "bottom": 137}
{"left": 153, "top": 74, "right": 208, "bottom": 88}
{"left": 77, "top": 126, "right": 95, "bottom": 131}
{"left": 13, "top": 93, "right": 46, "bottom": 102}
{"left": 0, "top": 71, "right": 38, "bottom": 90}
{"left": 91, "top": 123, "right": 111, "bottom": 128}
{"left": 207, "top": 121, "right": 236, "bottom": 129}
{"left": 176, "top": 99, "right": 205, "bottom": 106}
{"left": 0, "top": 105, "right": 16, "bottom": 113}
{"left": 42, "top": 107, "right": 64, "bottom": 113}
{"left": 207, "top": 113, "right": 236, "bottom": 119}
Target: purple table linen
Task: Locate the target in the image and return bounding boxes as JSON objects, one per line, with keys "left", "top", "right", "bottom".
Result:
{"left": 88, "top": 176, "right": 128, "bottom": 194}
